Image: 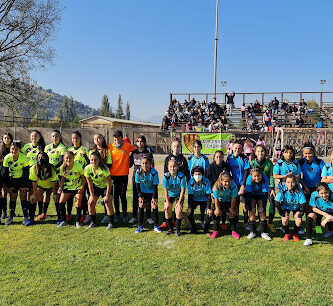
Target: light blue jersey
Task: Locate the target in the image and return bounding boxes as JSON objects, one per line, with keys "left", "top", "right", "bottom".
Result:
{"left": 309, "top": 191, "right": 333, "bottom": 213}
{"left": 245, "top": 174, "right": 269, "bottom": 196}
{"left": 188, "top": 177, "right": 211, "bottom": 202}
{"left": 187, "top": 154, "right": 209, "bottom": 175}
{"left": 135, "top": 167, "right": 159, "bottom": 194}
{"left": 275, "top": 188, "right": 306, "bottom": 211}
{"left": 213, "top": 181, "right": 238, "bottom": 203}
{"left": 321, "top": 163, "right": 333, "bottom": 192}
{"left": 163, "top": 171, "right": 187, "bottom": 197}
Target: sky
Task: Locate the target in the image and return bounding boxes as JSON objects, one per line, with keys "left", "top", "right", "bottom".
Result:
{"left": 32, "top": 0, "right": 333, "bottom": 122}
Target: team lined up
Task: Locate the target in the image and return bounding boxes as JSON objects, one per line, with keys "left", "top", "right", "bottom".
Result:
{"left": 0, "top": 130, "right": 332, "bottom": 246}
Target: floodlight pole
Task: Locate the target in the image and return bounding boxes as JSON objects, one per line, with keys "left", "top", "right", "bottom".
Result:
{"left": 213, "top": 0, "right": 219, "bottom": 103}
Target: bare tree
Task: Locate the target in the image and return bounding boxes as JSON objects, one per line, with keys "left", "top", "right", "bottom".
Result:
{"left": 0, "top": 0, "right": 62, "bottom": 113}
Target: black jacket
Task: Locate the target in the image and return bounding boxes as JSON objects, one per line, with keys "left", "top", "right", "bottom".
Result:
{"left": 207, "top": 161, "right": 230, "bottom": 187}
{"left": 164, "top": 153, "right": 190, "bottom": 181}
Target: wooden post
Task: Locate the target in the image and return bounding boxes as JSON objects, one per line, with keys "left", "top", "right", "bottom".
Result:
{"left": 188, "top": 94, "right": 191, "bottom": 103}
{"left": 170, "top": 93, "right": 172, "bottom": 104}
{"left": 262, "top": 93, "right": 264, "bottom": 106}
{"left": 300, "top": 92, "right": 302, "bottom": 102}
{"left": 281, "top": 93, "right": 283, "bottom": 104}
{"left": 206, "top": 94, "right": 208, "bottom": 104}
{"left": 243, "top": 93, "right": 245, "bottom": 105}
{"left": 320, "top": 92, "right": 323, "bottom": 108}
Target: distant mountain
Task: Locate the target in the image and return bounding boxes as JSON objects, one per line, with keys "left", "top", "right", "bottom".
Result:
{"left": 40, "top": 87, "right": 99, "bottom": 119}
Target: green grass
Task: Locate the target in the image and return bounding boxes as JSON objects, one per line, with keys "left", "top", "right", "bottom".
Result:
{"left": 0, "top": 185, "right": 332, "bottom": 305}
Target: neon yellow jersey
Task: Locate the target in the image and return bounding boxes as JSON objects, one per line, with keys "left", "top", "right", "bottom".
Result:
{"left": 68, "top": 145, "right": 89, "bottom": 168}
{"left": 29, "top": 165, "right": 58, "bottom": 189}
{"left": 22, "top": 143, "right": 42, "bottom": 167}
{"left": 3, "top": 153, "right": 29, "bottom": 178}
{"left": 88, "top": 148, "right": 112, "bottom": 165}
{"left": 84, "top": 164, "right": 110, "bottom": 189}
{"left": 59, "top": 162, "right": 84, "bottom": 190}
{"left": 44, "top": 143, "right": 67, "bottom": 168}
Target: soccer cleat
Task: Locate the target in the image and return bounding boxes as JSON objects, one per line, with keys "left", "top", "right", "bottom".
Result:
{"left": 135, "top": 226, "right": 143, "bottom": 234}
{"left": 106, "top": 223, "right": 114, "bottom": 230}
{"left": 282, "top": 234, "right": 291, "bottom": 242}
{"left": 154, "top": 225, "right": 162, "bottom": 233}
{"left": 303, "top": 238, "right": 313, "bottom": 246}
{"left": 35, "top": 213, "right": 47, "bottom": 221}
{"left": 200, "top": 221, "right": 205, "bottom": 229}
{"left": 231, "top": 231, "right": 240, "bottom": 239}
{"left": 128, "top": 217, "right": 137, "bottom": 224}
{"left": 221, "top": 224, "right": 227, "bottom": 231}
{"left": 80, "top": 214, "right": 86, "bottom": 224}
{"left": 247, "top": 232, "right": 256, "bottom": 240}
{"left": 244, "top": 223, "right": 250, "bottom": 231}
{"left": 1, "top": 213, "right": 7, "bottom": 220}
{"left": 261, "top": 233, "right": 272, "bottom": 241}
{"left": 83, "top": 215, "right": 91, "bottom": 224}
{"left": 56, "top": 220, "right": 61, "bottom": 226}
{"left": 268, "top": 223, "right": 276, "bottom": 233}
{"left": 57, "top": 221, "right": 68, "bottom": 228}
{"left": 25, "top": 220, "right": 36, "bottom": 226}
{"left": 315, "top": 226, "right": 323, "bottom": 234}
{"left": 159, "top": 221, "right": 168, "bottom": 229}
{"left": 114, "top": 214, "right": 120, "bottom": 223}
{"left": 190, "top": 228, "right": 198, "bottom": 234}
{"left": 166, "top": 229, "right": 174, "bottom": 235}
{"left": 298, "top": 227, "right": 305, "bottom": 235}
{"left": 22, "top": 217, "right": 29, "bottom": 226}
{"left": 123, "top": 215, "right": 128, "bottom": 223}
{"left": 147, "top": 218, "right": 154, "bottom": 225}
{"left": 323, "top": 231, "right": 333, "bottom": 238}
{"left": 292, "top": 235, "right": 300, "bottom": 242}
{"left": 5, "top": 217, "right": 13, "bottom": 225}
{"left": 75, "top": 222, "right": 82, "bottom": 229}
{"left": 176, "top": 231, "right": 181, "bottom": 237}
{"left": 210, "top": 231, "right": 219, "bottom": 239}
{"left": 101, "top": 215, "right": 109, "bottom": 224}
{"left": 87, "top": 222, "right": 96, "bottom": 229}
{"left": 66, "top": 214, "right": 72, "bottom": 222}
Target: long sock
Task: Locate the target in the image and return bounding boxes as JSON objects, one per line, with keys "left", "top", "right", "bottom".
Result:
{"left": 29, "top": 204, "right": 36, "bottom": 221}
{"left": 38, "top": 201, "right": 43, "bottom": 215}
{"left": 108, "top": 215, "right": 114, "bottom": 225}
{"left": 59, "top": 203, "right": 66, "bottom": 222}
{"left": 0, "top": 198, "right": 5, "bottom": 214}
{"left": 91, "top": 214, "right": 97, "bottom": 225}
{"left": 188, "top": 213, "right": 196, "bottom": 229}
{"left": 153, "top": 208, "right": 159, "bottom": 226}
{"left": 204, "top": 215, "right": 211, "bottom": 233}
{"left": 166, "top": 218, "right": 173, "bottom": 230}
{"left": 42, "top": 202, "right": 49, "bottom": 214}
{"left": 316, "top": 215, "right": 323, "bottom": 227}
{"left": 176, "top": 218, "right": 182, "bottom": 233}
{"left": 81, "top": 198, "right": 88, "bottom": 215}
{"left": 249, "top": 221, "right": 256, "bottom": 233}
{"left": 212, "top": 217, "right": 221, "bottom": 231}
{"left": 76, "top": 207, "right": 82, "bottom": 223}
{"left": 55, "top": 202, "right": 61, "bottom": 220}
{"left": 328, "top": 222, "right": 333, "bottom": 232}
{"left": 230, "top": 218, "right": 236, "bottom": 231}
{"left": 9, "top": 201, "right": 16, "bottom": 218}
{"left": 293, "top": 225, "right": 300, "bottom": 235}
{"left": 103, "top": 204, "right": 107, "bottom": 216}
{"left": 306, "top": 217, "right": 313, "bottom": 239}
{"left": 67, "top": 198, "right": 73, "bottom": 215}
{"left": 268, "top": 214, "right": 274, "bottom": 224}
{"left": 261, "top": 220, "right": 267, "bottom": 233}
{"left": 138, "top": 207, "right": 144, "bottom": 226}
{"left": 21, "top": 200, "right": 29, "bottom": 218}
{"left": 221, "top": 211, "right": 227, "bottom": 224}
{"left": 3, "top": 198, "right": 7, "bottom": 215}
{"left": 283, "top": 225, "right": 290, "bottom": 234}
{"left": 243, "top": 211, "right": 248, "bottom": 224}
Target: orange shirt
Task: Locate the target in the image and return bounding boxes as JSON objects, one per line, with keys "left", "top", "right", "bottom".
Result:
{"left": 109, "top": 142, "right": 136, "bottom": 176}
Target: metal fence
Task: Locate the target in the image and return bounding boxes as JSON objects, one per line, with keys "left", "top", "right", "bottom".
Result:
{"left": 0, "top": 115, "right": 78, "bottom": 128}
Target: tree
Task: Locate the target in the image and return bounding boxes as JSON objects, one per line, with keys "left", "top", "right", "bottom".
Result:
{"left": 0, "top": 0, "right": 62, "bottom": 110}
{"left": 68, "top": 96, "right": 76, "bottom": 121}
{"left": 116, "top": 94, "right": 124, "bottom": 119}
{"left": 125, "top": 101, "right": 130, "bottom": 120}
{"left": 100, "top": 94, "right": 110, "bottom": 117}
{"left": 62, "top": 96, "right": 69, "bottom": 121}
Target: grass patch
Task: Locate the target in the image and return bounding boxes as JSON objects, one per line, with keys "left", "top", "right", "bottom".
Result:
{"left": 0, "top": 185, "right": 332, "bottom": 305}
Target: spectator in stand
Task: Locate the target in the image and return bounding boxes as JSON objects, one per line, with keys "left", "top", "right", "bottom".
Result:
{"left": 241, "top": 103, "right": 246, "bottom": 119}
{"left": 316, "top": 118, "right": 325, "bottom": 145}
{"left": 272, "top": 97, "right": 279, "bottom": 115}
{"left": 296, "top": 115, "right": 304, "bottom": 128}
{"left": 221, "top": 115, "right": 228, "bottom": 131}
{"left": 291, "top": 102, "right": 298, "bottom": 114}
{"left": 263, "top": 110, "right": 272, "bottom": 128}
{"left": 299, "top": 99, "right": 307, "bottom": 113}
{"left": 254, "top": 100, "right": 262, "bottom": 113}
{"left": 225, "top": 91, "right": 235, "bottom": 116}
{"left": 281, "top": 99, "right": 289, "bottom": 114}
{"left": 247, "top": 103, "right": 255, "bottom": 118}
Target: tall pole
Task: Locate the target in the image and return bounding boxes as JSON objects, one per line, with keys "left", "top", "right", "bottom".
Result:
{"left": 213, "top": 0, "right": 219, "bottom": 102}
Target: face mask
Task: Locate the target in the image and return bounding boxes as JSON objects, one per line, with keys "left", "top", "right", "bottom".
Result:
{"left": 193, "top": 174, "right": 202, "bottom": 182}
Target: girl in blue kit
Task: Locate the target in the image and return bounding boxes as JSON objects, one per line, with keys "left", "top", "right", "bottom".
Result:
{"left": 273, "top": 145, "right": 301, "bottom": 190}
{"left": 321, "top": 149, "right": 333, "bottom": 192}
{"left": 187, "top": 140, "right": 209, "bottom": 175}
{"left": 208, "top": 172, "right": 240, "bottom": 239}
{"left": 187, "top": 166, "right": 212, "bottom": 234}
{"left": 163, "top": 159, "right": 187, "bottom": 237}
{"left": 227, "top": 139, "right": 250, "bottom": 230}
{"left": 245, "top": 168, "right": 271, "bottom": 241}
{"left": 275, "top": 174, "right": 306, "bottom": 242}
{"left": 299, "top": 142, "right": 325, "bottom": 234}
{"left": 304, "top": 182, "right": 333, "bottom": 246}
{"left": 134, "top": 156, "right": 160, "bottom": 234}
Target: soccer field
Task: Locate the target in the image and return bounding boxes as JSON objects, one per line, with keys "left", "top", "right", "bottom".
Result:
{"left": 1, "top": 185, "right": 332, "bottom": 305}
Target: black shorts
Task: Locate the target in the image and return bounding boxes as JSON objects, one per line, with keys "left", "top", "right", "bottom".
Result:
{"left": 281, "top": 209, "right": 300, "bottom": 217}
{"left": 8, "top": 178, "right": 23, "bottom": 193}
{"left": 189, "top": 200, "right": 207, "bottom": 211}
{"left": 141, "top": 193, "right": 153, "bottom": 206}
{"left": 93, "top": 186, "right": 107, "bottom": 197}
{"left": 111, "top": 175, "right": 128, "bottom": 194}
{"left": 236, "top": 184, "right": 245, "bottom": 203}
{"left": 167, "top": 196, "right": 180, "bottom": 204}
{"left": 63, "top": 189, "right": 78, "bottom": 195}
{"left": 212, "top": 201, "right": 231, "bottom": 212}
{"left": 245, "top": 193, "right": 267, "bottom": 212}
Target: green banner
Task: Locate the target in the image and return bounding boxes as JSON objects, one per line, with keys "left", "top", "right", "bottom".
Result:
{"left": 182, "top": 133, "right": 232, "bottom": 154}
